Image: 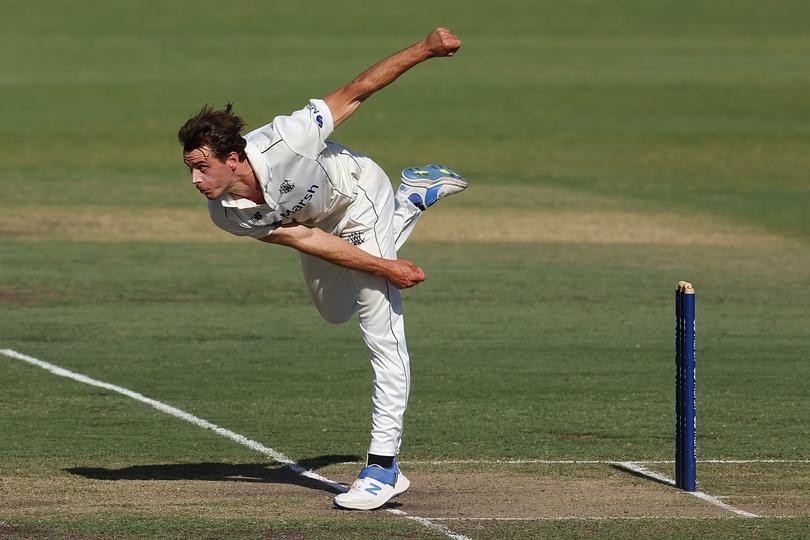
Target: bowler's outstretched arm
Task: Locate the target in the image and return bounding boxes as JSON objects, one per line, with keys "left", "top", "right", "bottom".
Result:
{"left": 324, "top": 27, "right": 461, "bottom": 128}
{"left": 261, "top": 223, "right": 425, "bottom": 289}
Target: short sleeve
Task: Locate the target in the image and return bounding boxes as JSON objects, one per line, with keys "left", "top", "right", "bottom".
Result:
{"left": 208, "top": 201, "right": 280, "bottom": 239}
{"left": 270, "top": 99, "right": 334, "bottom": 160}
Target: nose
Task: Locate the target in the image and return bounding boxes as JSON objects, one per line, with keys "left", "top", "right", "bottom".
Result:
{"left": 191, "top": 171, "right": 203, "bottom": 185}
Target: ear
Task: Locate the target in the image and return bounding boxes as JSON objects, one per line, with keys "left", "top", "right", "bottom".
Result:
{"left": 225, "top": 151, "right": 241, "bottom": 171}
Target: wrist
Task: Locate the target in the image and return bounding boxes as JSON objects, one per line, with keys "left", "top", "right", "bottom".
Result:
{"left": 414, "top": 40, "right": 433, "bottom": 61}
{"left": 374, "top": 258, "right": 394, "bottom": 279}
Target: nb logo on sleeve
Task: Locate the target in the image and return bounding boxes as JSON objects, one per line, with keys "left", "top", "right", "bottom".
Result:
{"left": 315, "top": 115, "right": 323, "bottom": 128}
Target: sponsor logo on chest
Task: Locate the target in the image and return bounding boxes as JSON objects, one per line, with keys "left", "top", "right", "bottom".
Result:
{"left": 280, "top": 185, "right": 319, "bottom": 219}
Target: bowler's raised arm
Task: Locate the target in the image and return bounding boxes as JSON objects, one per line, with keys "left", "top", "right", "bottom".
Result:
{"left": 323, "top": 27, "right": 461, "bottom": 128}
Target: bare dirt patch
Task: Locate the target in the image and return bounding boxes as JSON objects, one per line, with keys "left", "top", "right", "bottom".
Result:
{"left": 412, "top": 207, "right": 797, "bottom": 248}
{"left": 645, "top": 462, "right": 810, "bottom": 517}
{"left": 0, "top": 288, "right": 62, "bottom": 305}
{"left": 0, "top": 464, "right": 723, "bottom": 523}
{"left": 0, "top": 476, "right": 327, "bottom": 521}
{"left": 0, "top": 522, "right": 90, "bottom": 539}
{"left": 3, "top": 462, "right": 807, "bottom": 538}
{"left": 1, "top": 185, "right": 802, "bottom": 249}
{"left": 327, "top": 463, "right": 729, "bottom": 520}
{"left": 0, "top": 208, "right": 223, "bottom": 243}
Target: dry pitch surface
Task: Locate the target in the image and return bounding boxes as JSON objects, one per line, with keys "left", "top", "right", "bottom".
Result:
{"left": 1, "top": 458, "right": 809, "bottom": 539}
{"left": 2, "top": 187, "right": 809, "bottom": 538}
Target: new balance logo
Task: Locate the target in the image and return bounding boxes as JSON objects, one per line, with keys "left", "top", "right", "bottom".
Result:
{"left": 364, "top": 482, "right": 382, "bottom": 495}
{"left": 247, "top": 211, "right": 263, "bottom": 225}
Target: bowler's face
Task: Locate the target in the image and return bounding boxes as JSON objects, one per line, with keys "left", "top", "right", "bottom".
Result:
{"left": 183, "top": 146, "right": 232, "bottom": 200}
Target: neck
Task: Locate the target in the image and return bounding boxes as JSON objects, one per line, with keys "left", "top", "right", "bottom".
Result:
{"left": 229, "top": 159, "right": 265, "bottom": 204}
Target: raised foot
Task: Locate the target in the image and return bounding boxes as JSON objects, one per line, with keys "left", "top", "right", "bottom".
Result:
{"left": 398, "top": 164, "right": 468, "bottom": 211}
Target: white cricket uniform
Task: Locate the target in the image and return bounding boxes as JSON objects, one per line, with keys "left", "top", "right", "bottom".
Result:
{"left": 208, "top": 99, "right": 421, "bottom": 456}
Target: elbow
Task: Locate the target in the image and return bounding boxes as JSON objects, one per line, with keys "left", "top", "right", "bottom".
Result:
{"left": 347, "top": 78, "right": 375, "bottom": 101}
{"left": 266, "top": 223, "right": 316, "bottom": 248}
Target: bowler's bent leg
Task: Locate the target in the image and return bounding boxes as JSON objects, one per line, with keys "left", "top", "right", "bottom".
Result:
{"left": 392, "top": 192, "right": 422, "bottom": 251}
{"left": 300, "top": 253, "right": 357, "bottom": 324}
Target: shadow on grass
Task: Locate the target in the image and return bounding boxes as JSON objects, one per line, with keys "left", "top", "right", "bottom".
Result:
{"left": 65, "top": 454, "right": 362, "bottom": 495}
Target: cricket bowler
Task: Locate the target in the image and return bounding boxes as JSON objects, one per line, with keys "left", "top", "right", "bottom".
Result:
{"left": 177, "top": 27, "right": 467, "bottom": 510}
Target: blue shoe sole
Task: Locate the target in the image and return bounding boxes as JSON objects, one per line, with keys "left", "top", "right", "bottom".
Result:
{"left": 401, "top": 164, "right": 468, "bottom": 188}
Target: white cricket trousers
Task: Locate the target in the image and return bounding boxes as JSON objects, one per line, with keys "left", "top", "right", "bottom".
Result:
{"left": 300, "top": 158, "right": 421, "bottom": 456}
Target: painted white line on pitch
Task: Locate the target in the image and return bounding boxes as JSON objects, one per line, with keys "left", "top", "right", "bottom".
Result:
{"left": 425, "top": 515, "right": 799, "bottom": 522}
{"left": 639, "top": 459, "right": 810, "bottom": 464}
{"left": 403, "top": 459, "right": 612, "bottom": 465}
{"left": 387, "top": 510, "right": 473, "bottom": 540}
{"left": 392, "top": 459, "right": 810, "bottom": 466}
{"left": 613, "top": 461, "right": 760, "bottom": 518}
{"left": 0, "top": 349, "right": 473, "bottom": 540}
{"left": 0, "top": 348, "right": 343, "bottom": 491}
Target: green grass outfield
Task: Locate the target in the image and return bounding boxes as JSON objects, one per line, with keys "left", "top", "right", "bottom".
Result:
{"left": 2, "top": 0, "right": 809, "bottom": 538}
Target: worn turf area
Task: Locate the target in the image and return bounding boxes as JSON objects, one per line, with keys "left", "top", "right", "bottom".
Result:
{"left": 2, "top": 0, "right": 810, "bottom": 538}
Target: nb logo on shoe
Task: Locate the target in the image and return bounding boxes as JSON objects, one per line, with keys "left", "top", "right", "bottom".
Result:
{"left": 364, "top": 483, "right": 382, "bottom": 495}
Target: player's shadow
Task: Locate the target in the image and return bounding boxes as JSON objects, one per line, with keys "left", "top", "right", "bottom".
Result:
{"left": 65, "top": 454, "right": 361, "bottom": 495}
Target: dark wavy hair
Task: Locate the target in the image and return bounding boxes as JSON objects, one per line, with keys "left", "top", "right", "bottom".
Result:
{"left": 178, "top": 103, "right": 248, "bottom": 161}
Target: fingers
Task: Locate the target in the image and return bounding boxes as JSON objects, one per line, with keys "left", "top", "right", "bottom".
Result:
{"left": 389, "top": 260, "right": 425, "bottom": 289}
{"left": 426, "top": 27, "right": 461, "bottom": 57}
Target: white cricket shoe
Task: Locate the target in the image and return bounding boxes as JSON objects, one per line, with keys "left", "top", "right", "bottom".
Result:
{"left": 398, "top": 164, "right": 468, "bottom": 211}
{"left": 333, "top": 460, "right": 410, "bottom": 511}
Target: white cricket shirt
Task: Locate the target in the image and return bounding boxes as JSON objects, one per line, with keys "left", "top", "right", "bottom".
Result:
{"left": 208, "top": 99, "right": 363, "bottom": 239}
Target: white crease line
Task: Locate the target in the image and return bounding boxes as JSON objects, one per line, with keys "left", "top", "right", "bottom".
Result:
{"left": 397, "top": 459, "right": 810, "bottom": 466}
{"left": 387, "top": 510, "right": 473, "bottom": 540}
{"left": 613, "top": 461, "right": 760, "bottom": 518}
{"left": 637, "top": 459, "right": 810, "bottom": 464}
{"left": 0, "top": 349, "right": 343, "bottom": 490}
{"left": 0, "top": 348, "right": 472, "bottom": 540}
{"left": 404, "top": 459, "right": 613, "bottom": 465}
{"left": 425, "top": 515, "right": 800, "bottom": 522}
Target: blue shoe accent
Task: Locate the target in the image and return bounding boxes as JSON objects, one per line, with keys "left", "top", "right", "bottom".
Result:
{"left": 424, "top": 185, "right": 442, "bottom": 207}
{"left": 400, "top": 164, "right": 468, "bottom": 210}
{"left": 408, "top": 193, "right": 426, "bottom": 211}
{"left": 402, "top": 164, "right": 465, "bottom": 183}
{"left": 358, "top": 462, "right": 398, "bottom": 487}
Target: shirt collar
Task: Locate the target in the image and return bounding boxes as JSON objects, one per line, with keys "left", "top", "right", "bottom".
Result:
{"left": 217, "top": 141, "right": 278, "bottom": 210}
{"left": 219, "top": 194, "right": 262, "bottom": 209}
{"left": 245, "top": 140, "right": 278, "bottom": 209}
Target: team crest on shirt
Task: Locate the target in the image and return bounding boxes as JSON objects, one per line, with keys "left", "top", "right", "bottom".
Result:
{"left": 279, "top": 179, "right": 295, "bottom": 194}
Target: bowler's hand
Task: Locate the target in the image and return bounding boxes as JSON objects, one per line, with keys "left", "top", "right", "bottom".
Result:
{"left": 424, "top": 27, "right": 461, "bottom": 58}
{"left": 387, "top": 259, "right": 426, "bottom": 289}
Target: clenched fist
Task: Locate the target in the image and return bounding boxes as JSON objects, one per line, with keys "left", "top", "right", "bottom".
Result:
{"left": 424, "top": 27, "right": 461, "bottom": 58}
{"left": 386, "top": 259, "right": 426, "bottom": 289}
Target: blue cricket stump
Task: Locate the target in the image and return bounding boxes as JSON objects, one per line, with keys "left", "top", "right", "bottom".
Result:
{"left": 675, "top": 281, "right": 696, "bottom": 491}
